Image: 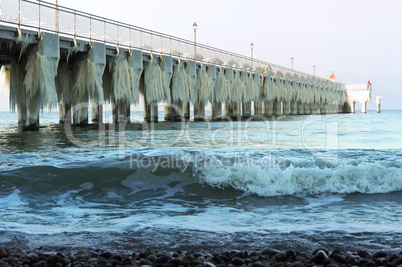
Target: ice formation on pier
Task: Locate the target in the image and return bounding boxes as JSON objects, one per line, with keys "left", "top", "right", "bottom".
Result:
{"left": 194, "top": 64, "right": 212, "bottom": 103}
{"left": 214, "top": 67, "right": 229, "bottom": 102}
{"left": 73, "top": 58, "right": 105, "bottom": 103}
{"left": 171, "top": 59, "right": 191, "bottom": 102}
{"left": 143, "top": 55, "right": 165, "bottom": 103}
{"left": 107, "top": 56, "right": 131, "bottom": 105}
{"left": 230, "top": 70, "right": 243, "bottom": 103}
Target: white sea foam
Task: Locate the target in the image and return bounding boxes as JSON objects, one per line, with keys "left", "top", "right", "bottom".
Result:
{"left": 198, "top": 161, "right": 402, "bottom": 196}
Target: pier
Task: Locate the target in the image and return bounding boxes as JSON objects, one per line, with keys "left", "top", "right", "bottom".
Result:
{"left": 0, "top": 0, "right": 372, "bottom": 130}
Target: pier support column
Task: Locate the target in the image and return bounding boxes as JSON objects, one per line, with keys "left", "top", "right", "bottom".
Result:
{"left": 304, "top": 103, "right": 311, "bottom": 115}
{"left": 242, "top": 102, "right": 252, "bottom": 118}
{"left": 263, "top": 101, "right": 274, "bottom": 116}
{"left": 254, "top": 100, "right": 263, "bottom": 116}
{"left": 273, "top": 99, "right": 282, "bottom": 115}
{"left": 350, "top": 101, "right": 355, "bottom": 113}
{"left": 361, "top": 101, "right": 367, "bottom": 113}
{"left": 73, "top": 42, "right": 106, "bottom": 125}
{"left": 18, "top": 32, "right": 60, "bottom": 130}
{"left": 283, "top": 101, "right": 291, "bottom": 115}
{"left": 164, "top": 104, "right": 171, "bottom": 121}
{"left": 290, "top": 100, "right": 298, "bottom": 115}
{"left": 376, "top": 96, "right": 381, "bottom": 113}
{"left": 298, "top": 101, "right": 305, "bottom": 115}
{"left": 160, "top": 56, "right": 172, "bottom": 121}
{"left": 194, "top": 101, "right": 205, "bottom": 121}
{"left": 171, "top": 100, "right": 184, "bottom": 121}
{"left": 91, "top": 104, "right": 103, "bottom": 123}
{"left": 144, "top": 100, "right": 158, "bottom": 123}
{"left": 212, "top": 101, "right": 222, "bottom": 121}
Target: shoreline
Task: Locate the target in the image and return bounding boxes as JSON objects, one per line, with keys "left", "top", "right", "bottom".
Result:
{"left": 0, "top": 246, "right": 401, "bottom": 267}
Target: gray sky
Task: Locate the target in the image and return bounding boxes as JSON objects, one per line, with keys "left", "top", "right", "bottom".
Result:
{"left": 1, "top": 0, "right": 401, "bottom": 110}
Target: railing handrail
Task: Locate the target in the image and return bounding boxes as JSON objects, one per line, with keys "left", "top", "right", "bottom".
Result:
{"left": 1, "top": 0, "right": 345, "bottom": 88}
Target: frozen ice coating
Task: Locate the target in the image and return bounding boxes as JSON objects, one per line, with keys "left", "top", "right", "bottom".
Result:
{"left": 194, "top": 64, "right": 213, "bottom": 103}
{"left": 143, "top": 55, "right": 165, "bottom": 103}
{"left": 171, "top": 59, "right": 191, "bottom": 103}
{"left": 214, "top": 66, "right": 229, "bottom": 103}
{"left": 230, "top": 70, "right": 243, "bottom": 103}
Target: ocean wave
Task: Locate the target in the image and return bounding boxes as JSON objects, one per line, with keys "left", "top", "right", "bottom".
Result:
{"left": 197, "top": 161, "right": 402, "bottom": 196}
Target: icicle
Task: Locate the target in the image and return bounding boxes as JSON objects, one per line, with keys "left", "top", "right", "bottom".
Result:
{"left": 186, "top": 61, "right": 197, "bottom": 103}
{"left": 1, "top": 66, "right": 10, "bottom": 98}
{"left": 171, "top": 59, "right": 191, "bottom": 102}
{"left": 194, "top": 64, "right": 212, "bottom": 103}
{"left": 24, "top": 51, "right": 59, "bottom": 109}
{"left": 214, "top": 67, "right": 229, "bottom": 102}
{"left": 55, "top": 62, "right": 73, "bottom": 106}
{"left": 230, "top": 70, "right": 243, "bottom": 103}
{"left": 109, "top": 56, "right": 131, "bottom": 104}
{"left": 144, "top": 55, "right": 165, "bottom": 103}
{"left": 159, "top": 56, "right": 172, "bottom": 103}
{"left": 73, "top": 58, "right": 105, "bottom": 103}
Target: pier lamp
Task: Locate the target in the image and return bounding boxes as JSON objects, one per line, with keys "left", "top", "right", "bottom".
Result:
{"left": 250, "top": 42, "right": 254, "bottom": 69}
{"left": 291, "top": 57, "right": 294, "bottom": 71}
{"left": 193, "top": 22, "right": 197, "bottom": 59}
{"left": 313, "top": 65, "right": 316, "bottom": 77}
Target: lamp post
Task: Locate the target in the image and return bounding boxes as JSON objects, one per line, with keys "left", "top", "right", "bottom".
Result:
{"left": 291, "top": 57, "right": 294, "bottom": 71}
{"left": 313, "top": 65, "right": 316, "bottom": 77}
{"left": 250, "top": 42, "right": 254, "bottom": 69}
{"left": 193, "top": 22, "right": 197, "bottom": 59}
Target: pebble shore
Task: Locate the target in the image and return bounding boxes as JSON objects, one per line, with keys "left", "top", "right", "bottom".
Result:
{"left": 0, "top": 247, "right": 401, "bottom": 267}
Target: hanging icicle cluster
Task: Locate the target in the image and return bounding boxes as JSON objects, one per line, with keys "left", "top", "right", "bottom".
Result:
{"left": 73, "top": 58, "right": 105, "bottom": 103}
{"left": 24, "top": 51, "right": 59, "bottom": 109}
{"left": 186, "top": 61, "right": 197, "bottom": 102}
{"left": 171, "top": 59, "right": 191, "bottom": 102}
{"left": 159, "top": 56, "right": 172, "bottom": 104}
{"left": 144, "top": 55, "right": 165, "bottom": 103}
{"left": 108, "top": 56, "right": 131, "bottom": 104}
{"left": 55, "top": 62, "right": 73, "bottom": 106}
{"left": 214, "top": 67, "right": 229, "bottom": 102}
{"left": 194, "top": 64, "right": 212, "bottom": 103}
{"left": 230, "top": 70, "right": 244, "bottom": 103}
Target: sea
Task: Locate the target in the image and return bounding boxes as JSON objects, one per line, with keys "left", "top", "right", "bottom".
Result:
{"left": 0, "top": 109, "right": 401, "bottom": 252}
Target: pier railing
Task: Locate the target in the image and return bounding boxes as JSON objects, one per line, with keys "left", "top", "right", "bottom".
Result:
{"left": 0, "top": 0, "right": 343, "bottom": 87}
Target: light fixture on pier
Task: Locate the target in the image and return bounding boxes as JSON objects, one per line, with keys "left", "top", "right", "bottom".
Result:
{"left": 193, "top": 22, "right": 197, "bottom": 59}
{"left": 313, "top": 65, "right": 316, "bottom": 77}
{"left": 250, "top": 42, "right": 254, "bottom": 69}
{"left": 291, "top": 57, "right": 294, "bottom": 71}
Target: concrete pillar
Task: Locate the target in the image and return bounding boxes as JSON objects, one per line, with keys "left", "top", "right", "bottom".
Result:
{"left": 283, "top": 101, "right": 291, "bottom": 115}
{"left": 350, "top": 101, "right": 355, "bottom": 113}
{"left": 304, "top": 103, "right": 311, "bottom": 115}
{"left": 273, "top": 99, "right": 282, "bottom": 116}
{"left": 171, "top": 100, "right": 184, "bottom": 121}
{"left": 212, "top": 101, "right": 222, "bottom": 120}
{"left": 254, "top": 100, "right": 263, "bottom": 116}
{"left": 91, "top": 104, "right": 103, "bottom": 123}
{"left": 20, "top": 32, "right": 60, "bottom": 130}
{"left": 290, "top": 100, "right": 298, "bottom": 115}
{"left": 194, "top": 101, "right": 205, "bottom": 121}
{"left": 73, "top": 42, "right": 105, "bottom": 125}
{"left": 144, "top": 99, "right": 158, "bottom": 122}
{"left": 164, "top": 104, "right": 171, "bottom": 121}
{"left": 298, "top": 101, "right": 305, "bottom": 115}
{"left": 361, "top": 101, "right": 367, "bottom": 113}
{"left": 376, "top": 96, "right": 381, "bottom": 113}
{"left": 160, "top": 56, "right": 172, "bottom": 121}
{"left": 263, "top": 101, "right": 274, "bottom": 116}
{"left": 242, "top": 102, "right": 252, "bottom": 118}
